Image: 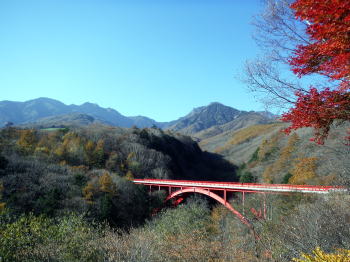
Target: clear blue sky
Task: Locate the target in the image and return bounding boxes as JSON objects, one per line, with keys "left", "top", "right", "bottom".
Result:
{"left": 0, "top": 0, "right": 264, "bottom": 121}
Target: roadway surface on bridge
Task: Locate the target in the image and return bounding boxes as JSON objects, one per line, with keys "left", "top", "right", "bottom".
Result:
{"left": 133, "top": 179, "right": 346, "bottom": 194}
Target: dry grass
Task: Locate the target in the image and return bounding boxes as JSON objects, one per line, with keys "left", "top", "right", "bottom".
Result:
{"left": 214, "top": 123, "right": 283, "bottom": 153}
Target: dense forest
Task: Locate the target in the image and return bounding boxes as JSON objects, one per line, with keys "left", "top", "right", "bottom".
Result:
{"left": 0, "top": 125, "right": 236, "bottom": 219}
{"left": 0, "top": 125, "right": 252, "bottom": 261}
{"left": 0, "top": 124, "right": 349, "bottom": 261}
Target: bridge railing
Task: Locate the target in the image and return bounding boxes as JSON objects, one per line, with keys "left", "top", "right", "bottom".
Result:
{"left": 133, "top": 178, "right": 346, "bottom": 194}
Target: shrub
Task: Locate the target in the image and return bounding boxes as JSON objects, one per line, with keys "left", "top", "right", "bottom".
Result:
{"left": 239, "top": 171, "right": 255, "bottom": 183}
{"left": 0, "top": 213, "right": 105, "bottom": 262}
{"left": 248, "top": 147, "right": 259, "bottom": 163}
{"left": 0, "top": 155, "right": 8, "bottom": 169}
{"left": 282, "top": 173, "right": 293, "bottom": 184}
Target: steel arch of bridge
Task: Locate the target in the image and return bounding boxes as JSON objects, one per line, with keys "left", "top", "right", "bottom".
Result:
{"left": 165, "top": 187, "right": 251, "bottom": 228}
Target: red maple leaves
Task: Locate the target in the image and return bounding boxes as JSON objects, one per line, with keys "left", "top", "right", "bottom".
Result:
{"left": 290, "top": 0, "right": 350, "bottom": 80}
{"left": 282, "top": 86, "right": 350, "bottom": 144}
{"left": 282, "top": 0, "right": 350, "bottom": 144}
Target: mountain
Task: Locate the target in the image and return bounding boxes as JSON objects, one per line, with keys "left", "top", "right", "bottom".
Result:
{"left": 166, "top": 102, "right": 241, "bottom": 134}
{"left": 193, "top": 111, "right": 275, "bottom": 140}
{"left": 166, "top": 102, "right": 275, "bottom": 138}
{"left": 0, "top": 98, "right": 70, "bottom": 125}
{"left": 0, "top": 98, "right": 140, "bottom": 128}
{"left": 128, "top": 116, "right": 160, "bottom": 128}
{"left": 0, "top": 98, "right": 276, "bottom": 137}
{"left": 69, "top": 102, "right": 133, "bottom": 127}
{"left": 21, "top": 113, "right": 102, "bottom": 128}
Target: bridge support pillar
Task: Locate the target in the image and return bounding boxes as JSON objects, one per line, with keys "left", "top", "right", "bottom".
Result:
{"left": 263, "top": 193, "right": 267, "bottom": 219}
{"left": 242, "top": 191, "right": 245, "bottom": 215}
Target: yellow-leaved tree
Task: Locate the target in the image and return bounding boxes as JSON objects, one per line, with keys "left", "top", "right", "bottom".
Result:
{"left": 289, "top": 157, "right": 318, "bottom": 184}
{"left": 257, "top": 131, "right": 281, "bottom": 161}
{"left": 84, "top": 138, "right": 105, "bottom": 168}
{"left": 93, "top": 139, "right": 105, "bottom": 168}
{"left": 17, "top": 129, "right": 37, "bottom": 154}
{"left": 262, "top": 165, "right": 273, "bottom": 183}
{"left": 99, "top": 173, "right": 116, "bottom": 195}
{"left": 82, "top": 182, "right": 96, "bottom": 203}
{"left": 125, "top": 170, "right": 134, "bottom": 181}
{"left": 273, "top": 133, "right": 299, "bottom": 173}
{"left": 293, "top": 247, "right": 350, "bottom": 262}
{"left": 261, "top": 133, "right": 300, "bottom": 184}
{"left": 84, "top": 140, "right": 95, "bottom": 167}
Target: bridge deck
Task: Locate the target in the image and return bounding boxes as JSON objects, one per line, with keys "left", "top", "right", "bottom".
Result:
{"left": 133, "top": 179, "right": 346, "bottom": 194}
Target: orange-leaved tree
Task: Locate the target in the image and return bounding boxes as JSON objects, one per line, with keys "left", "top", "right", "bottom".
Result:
{"left": 245, "top": 0, "right": 350, "bottom": 144}
{"left": 282, "top": 0, "right": 350, "bottom": 144}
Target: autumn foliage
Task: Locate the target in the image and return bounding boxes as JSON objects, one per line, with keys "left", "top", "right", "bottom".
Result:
{"left": 282, "top": 0, "right": 350, "bottom": 144}
{"left": 290, "top": 0, "right": 350, "bottom": 80}
{"left": 293, "top": 247, "right": 350, "bottom": 262}
{"left": 282, "top": 87, "right": 350, "bottom": 144}
{"left": 289, "top": 157, "right": 318, "bottom": 185}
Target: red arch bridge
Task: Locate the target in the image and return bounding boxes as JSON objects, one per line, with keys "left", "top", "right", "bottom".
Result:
{"left": 133, "top": 179, "right": 346, "bottom": 232}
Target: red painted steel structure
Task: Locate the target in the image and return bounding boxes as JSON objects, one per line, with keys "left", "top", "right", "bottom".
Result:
{"left": 133, "top": 179, "right": 345, "bottom": 194}
{"left": 133, "top": 179, "right": 346, "bottom": 231}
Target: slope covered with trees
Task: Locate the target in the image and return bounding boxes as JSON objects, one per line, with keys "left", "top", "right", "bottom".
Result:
{"left": 200, "top": 121, "right": 350, "bottom": 186}
{"left": 0, "top": 125, "right": 237, "bottom": 224}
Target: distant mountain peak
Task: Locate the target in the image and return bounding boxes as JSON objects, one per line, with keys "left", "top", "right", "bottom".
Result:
{"left": 81, "top": 102, "right": 100, "bottom": 107}
{"left": 257, "top": 111, "right": 279, "bottom": 120}
{"left": 165, "top": 102, "right": 276, "bottom": 136}
{"left": 27, "top": 97, "right": 66, "bottom": 105}
{"left": 208, "top": 102, "right": 224, "bottom": 106}
{"left": 30, "top": 97, "right": 58, "bottom": 101}
{"left": 166, "top": 102, "right": 244, "bottom": 134}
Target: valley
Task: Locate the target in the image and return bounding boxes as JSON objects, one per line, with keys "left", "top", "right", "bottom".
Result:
{"left": 1, "top": 0, "right": 350, "bottom": 260}
{"left": 0, "top": 97, "right": 349, "bottom": 261}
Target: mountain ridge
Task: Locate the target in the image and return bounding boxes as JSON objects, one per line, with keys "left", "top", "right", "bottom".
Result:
{"left": 0, "top": 98, "right": 276, "bottom": 137}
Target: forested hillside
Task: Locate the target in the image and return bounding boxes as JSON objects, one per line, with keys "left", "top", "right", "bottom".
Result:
{"left": 1, "top": 123, "right": 349, "bottom": 261}
{"left": 200, "top": 122, "right": 350, "bottom": 186}
{"left": 0, "top": 124, "right": 237, "bottom": 220}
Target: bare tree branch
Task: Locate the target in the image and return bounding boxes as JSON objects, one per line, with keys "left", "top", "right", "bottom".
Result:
{"left": 241, "top": 0, "right": 320, "bottom": 110}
